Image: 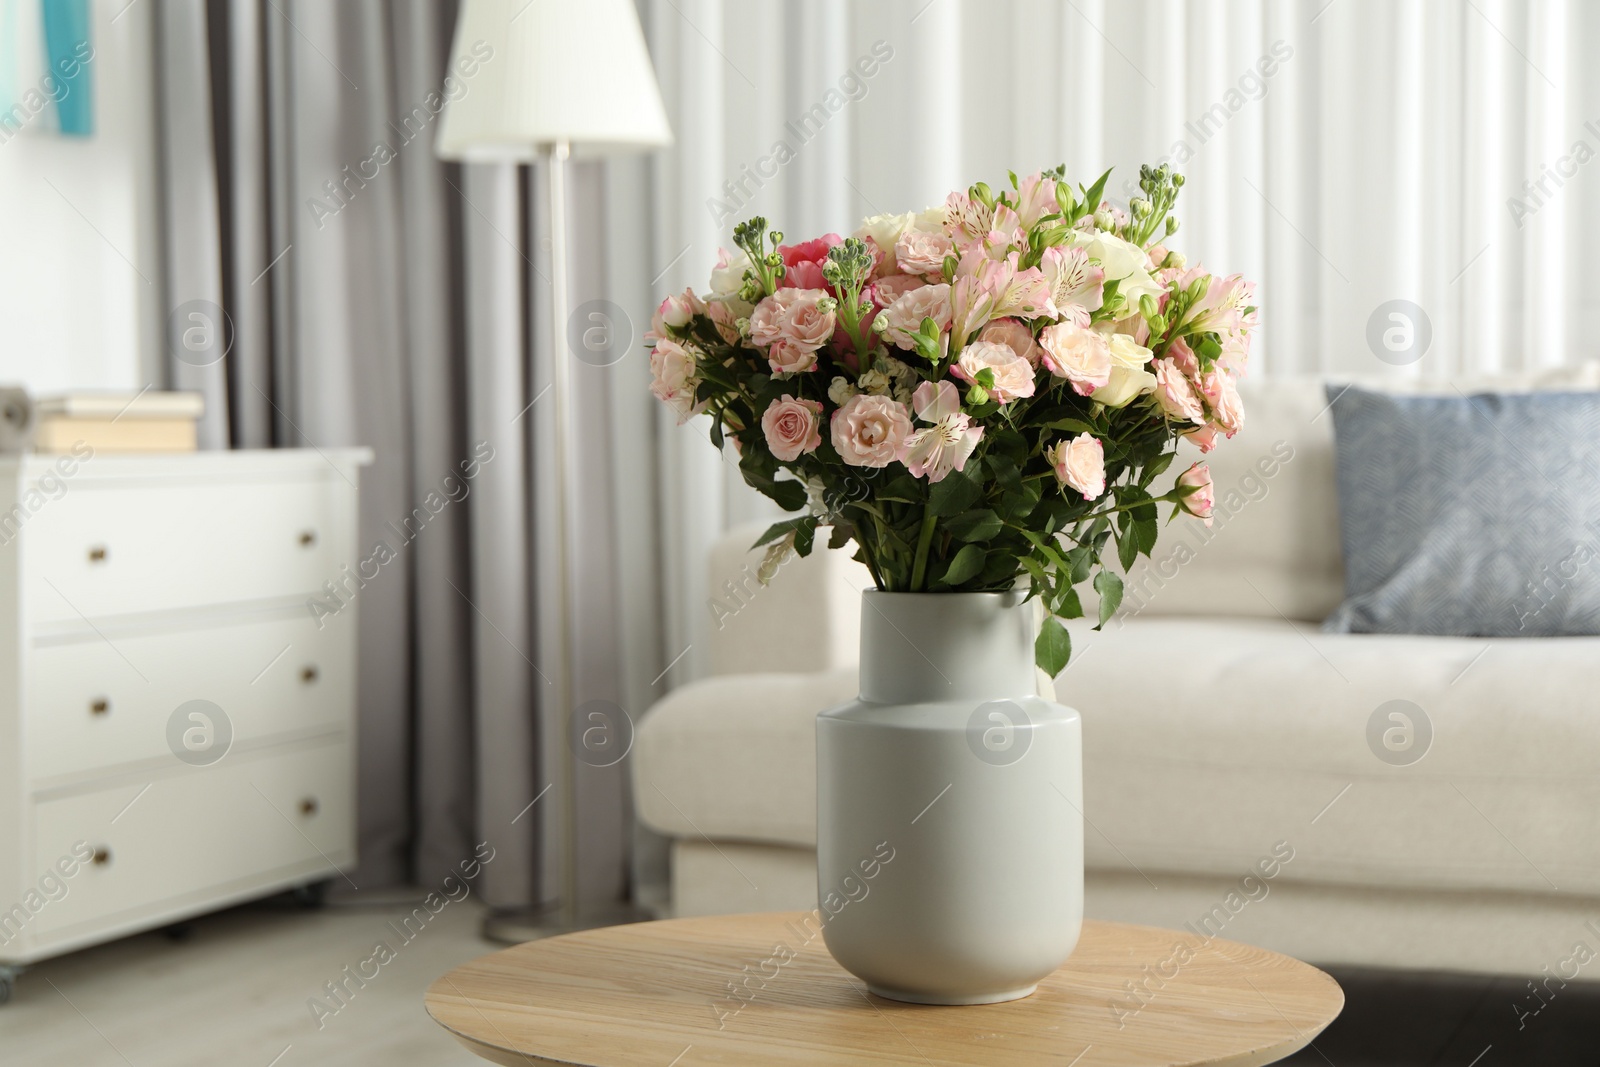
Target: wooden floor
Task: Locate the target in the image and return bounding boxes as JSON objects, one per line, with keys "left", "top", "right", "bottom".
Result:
{"left": 0, "top": 892, "right": 493, "bottom": 1067}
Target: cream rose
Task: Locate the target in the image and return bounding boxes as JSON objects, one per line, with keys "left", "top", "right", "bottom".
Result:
{"left": 760, "top": 394, "right": 823, "bottom": 462}
{"left": 1048, "top": 433, "right": 1106, "bottom": 500}
{"left": 1038, "top": 321, "right": 1112, "bottom": 396}
{"left": 951, "top": 340, "right": 1037, "bottom": 403}
{"left": 830, "top": 393, "right": 913, "bottom": 468}
{"left": 648, "top": 339, "right": 703, "bottom": 423}
{"left": 979, "top": 318, "right": 1039, "bottom": 367}
{"left": 854, "top": 212, "right": 916, "bottom": 258}
{"left": 894, "top": 227, "right": 955, "bottom": 277}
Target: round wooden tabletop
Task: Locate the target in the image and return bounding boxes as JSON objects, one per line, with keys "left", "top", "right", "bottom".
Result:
{"left": 426, "top": 912, "right": 1343, "bottom": 1067}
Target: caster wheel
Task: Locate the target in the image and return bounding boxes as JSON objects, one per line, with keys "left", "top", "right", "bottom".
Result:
{"left": 0, "top": 968, "right": 19, "bottom": 1005}
{"left": 291, "top": 878, "right": 334, "bottom": 909}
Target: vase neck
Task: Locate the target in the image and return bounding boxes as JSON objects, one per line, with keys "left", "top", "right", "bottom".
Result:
{"left": 858, "top": 591, "right": 1039, "bottom": 704}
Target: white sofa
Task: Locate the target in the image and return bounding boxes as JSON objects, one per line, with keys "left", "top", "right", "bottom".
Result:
{"left": 633, "top": 372, "right": 1600, "bottom": 977}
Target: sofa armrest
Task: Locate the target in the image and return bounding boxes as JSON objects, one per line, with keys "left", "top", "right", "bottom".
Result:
{"left": 633, "top": 667, "right": 858, "bottom": 848}
{"left": 704, "top": 521, "right": 873, "bottom": 677}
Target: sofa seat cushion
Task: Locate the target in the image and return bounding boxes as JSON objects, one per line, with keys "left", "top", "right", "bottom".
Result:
{"left": 634, "top": 667, "right": 856, "bottom": 848}
{"left": 636, "top": 616, "right": 1600, "bottom": 898}
{"left": 1070, "top": 616, "right": 1600, "bottom": 897}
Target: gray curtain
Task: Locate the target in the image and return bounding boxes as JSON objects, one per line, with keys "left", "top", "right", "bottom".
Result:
{"left": 149, "top": 0, "right": 639, "bottom": 908}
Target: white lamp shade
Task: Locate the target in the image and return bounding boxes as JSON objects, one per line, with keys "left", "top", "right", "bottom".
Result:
{"left": 436, "top": 0, "right": 674, "bottom": 161}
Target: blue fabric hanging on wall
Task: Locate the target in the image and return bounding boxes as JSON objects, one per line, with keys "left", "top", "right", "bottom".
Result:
{"left": 40, "top": 0, "right": 90, "bottom": 135}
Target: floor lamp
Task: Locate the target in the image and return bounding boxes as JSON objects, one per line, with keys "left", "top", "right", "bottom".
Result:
{"left": 436, "top": 0, "right": 673, "bottom": 942}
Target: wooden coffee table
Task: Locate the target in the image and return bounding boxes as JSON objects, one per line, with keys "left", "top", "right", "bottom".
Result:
{"left": 426, "top": 912, "right": 1343, "bottom": 1066}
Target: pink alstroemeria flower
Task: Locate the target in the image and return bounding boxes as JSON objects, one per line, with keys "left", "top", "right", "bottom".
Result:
{"left": 900, "top": 381, "right": 983, "bottom": 483}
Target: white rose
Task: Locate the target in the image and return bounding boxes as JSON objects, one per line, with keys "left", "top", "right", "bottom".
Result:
{"left": 1106, "top": 333, "right": 1153, "bottom": 371}
{"left": 828, "top": 376, "right": 858, "bottom": 406}
{"left": 854, "top": 212, "right": 916, "bottom": 256}
{"left": 709, "top": 248, "right": 753, "bottom": 297}
{"left": 1069, "top": 230, "right": 1150, "bottom": 282}
{"left": 915, "top": 205, "right": 948, "bottom": 233}
{"left": 1092, "top": 365, "right": 1158, "bottom": 408}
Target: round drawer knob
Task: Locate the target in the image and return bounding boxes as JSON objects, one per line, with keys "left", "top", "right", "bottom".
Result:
{"left": 299, "top": 530, "right": 317, "bottom": 547}
{"left": 90, "top": 698, "right": 110, "bottom": 716}
{"left": 300, "top": 665, "right": 319, "bottom": 684}
{"left": 91, "top": 847, "right": 112, "bottom": 866}
{"left": 299, "top": 797, "right": 319, "bottom": 817}
{"left": 88, "top": 546, "right": 108, "bottom": 563}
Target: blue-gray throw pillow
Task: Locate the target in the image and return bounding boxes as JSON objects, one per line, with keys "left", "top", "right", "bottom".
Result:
{"left": 1324, "top": 385, "right": 1600, "bottom": 636}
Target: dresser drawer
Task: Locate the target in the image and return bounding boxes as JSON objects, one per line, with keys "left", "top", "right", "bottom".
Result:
{"left": 23, "top": 475, "right": 340, "bottom": 624}
{"left": 26, "top": 610, "right": 353, "bottom": 782}
{"left": 29, "top": 742, "right": 353, "bottom": 938}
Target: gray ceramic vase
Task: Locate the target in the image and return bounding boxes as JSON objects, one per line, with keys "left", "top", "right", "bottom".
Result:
{"left": 816, "top": 590, "right": 1084, "bottom": 1004}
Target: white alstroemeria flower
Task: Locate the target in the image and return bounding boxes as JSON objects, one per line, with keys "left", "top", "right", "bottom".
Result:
{"left": 900, "top": 381, "right": 983, "bottom": 483}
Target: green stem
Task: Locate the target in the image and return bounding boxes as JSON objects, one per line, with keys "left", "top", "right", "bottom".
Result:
{"left": 910, "top": 512, "right": 938, "bottom": 591}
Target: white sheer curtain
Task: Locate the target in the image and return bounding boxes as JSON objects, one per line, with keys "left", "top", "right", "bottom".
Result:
{"left": 625, "top": 0, "right": 1598, "bottom": 694}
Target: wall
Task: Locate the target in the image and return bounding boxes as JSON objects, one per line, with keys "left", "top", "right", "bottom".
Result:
{"left": 0, "top": 0, "right": 160, "bottom": 395}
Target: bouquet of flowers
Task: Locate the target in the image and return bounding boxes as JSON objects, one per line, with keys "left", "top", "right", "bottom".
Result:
{"left": 647, "top": 164, "right": 1255, "bottom": 673}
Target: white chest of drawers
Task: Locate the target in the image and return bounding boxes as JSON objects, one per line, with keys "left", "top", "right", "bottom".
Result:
{"left": 0, "top": 447, "right": 370, "bottom": 991}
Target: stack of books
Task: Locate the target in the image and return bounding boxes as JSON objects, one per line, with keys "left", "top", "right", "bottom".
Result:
{"left": 34, "top": 391, "right": 204, "bottom": 453}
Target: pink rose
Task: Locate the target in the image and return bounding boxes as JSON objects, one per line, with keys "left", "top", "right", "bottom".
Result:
{"left": 766, "top": 339, "right": 818, "bottom": 375}
{"left": 894, "top": 228, "right": 955, "bottom": 277}
{"left": 870, "top": 274, "right": 927, "bottom": 308}
{"left": 1153, "top": 358, "right": 1206, "bottom": 423}
{"left": 649, "top": 339, "right": 704, "bottom": 423}
{"left": 951, "top": 340, "right": 1036, "bottom": 403}
{"left": 881, "top": 283, "right": 953, "bottom": 349}
{"left": 760, "top": 394, "right": 823, "bottom": 462}
{"left": 831, "top": 393, "right": 913, "bottom": 468}
{"left": 1166, "top": 335, "right": 1200, "bottom": 380}
{"left": 979, "top": 318, "right": 1039, "bottom": 367}
{"left": 1048, "top": 433, "right": 1105, "bottom": 501}
{"left": 749, "top": 288, "right": 837, "bottom": 370}
{"left": 1038, "top": 320, "right": 1111, "bottom": 396}
{"left": 777, "top": 234, "right": 842, "bottom": 291}
{"left": 1177, "top": 462, "right": 1215, "bottom": 527}
{"left": 1185, "top": 424, "right": 1221, "bottom": 453}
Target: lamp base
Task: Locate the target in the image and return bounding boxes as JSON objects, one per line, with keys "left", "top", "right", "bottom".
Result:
{"left": 480, "top": 902, "right": 653, "bottom": 945}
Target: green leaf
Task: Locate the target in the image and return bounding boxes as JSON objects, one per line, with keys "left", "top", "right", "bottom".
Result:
{"left": 879, "top": 474, "right": 924, "bottom": 504}
{"left": 794, "top": 518, "right": 818, "bottom": 557}
{"left": 928, "top": 468, "right": 981, "bottom": 517}
{"left": 1035, "top": 616, "right": 1072, "bottom": 676}
{"left": 1116, "top": 521, "right": 1139, "bottom": 571}
{"left": 1067, "top": 545, "right": 1094, "bottom": 585}
{"left": 1054, "top": 584, "right": 1084, "bottom": 619}
{"left": 1045, "top": 418, "right": 1098, "bottom": 435}
{"left": 1082, "top": 167, "right": 1112, "bottom": 216}
{"left": 998, "top": 479, "right": 1042, "bottom": 521}
{"left": 1094, "top": 569, "right": 1124, "bottom": 629}
{"left": 946, "top": 508, "right": 1002, "bottom": 542}
{"left": 943, "top": 543, "right": 986, "bottom": 585}
{"left": 827, "top": 523, "right": 853, "bottom": 551}
{"left": 752, "top": 518, "right": 805, "bottom": 549}
{"left": 1134, "top": 516, "right": 1159, "bottom": 557}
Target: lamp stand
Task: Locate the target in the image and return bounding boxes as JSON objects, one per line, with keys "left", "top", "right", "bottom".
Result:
{"left": 480, "top": 139, "right": 648, "bottom": 945}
